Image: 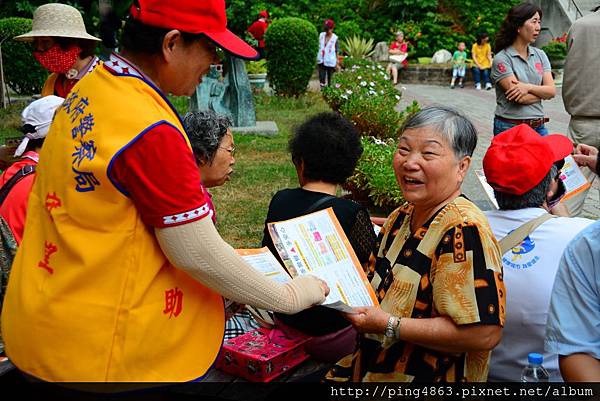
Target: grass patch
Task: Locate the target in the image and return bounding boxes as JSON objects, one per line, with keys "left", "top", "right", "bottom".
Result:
{"left": 0, "top": 101, "right": 28, "bottom": 145}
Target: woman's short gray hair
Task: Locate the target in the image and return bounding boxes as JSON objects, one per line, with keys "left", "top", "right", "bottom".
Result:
{"left": 400, "top": 105, "right": 477, "bottom": 159}
{"left": 183, "top": 110, "right": 232, "bottom": 164}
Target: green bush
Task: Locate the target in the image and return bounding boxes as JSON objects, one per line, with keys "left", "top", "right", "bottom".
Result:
{"left": 322, "top": 59, "right": 403, "bottom": 139}
{"left": 265, "top": 17, "right": 318, "bottom": 97}
{"left": 0, "top": 17, "right": 46, "bottom": 95}
{"left": 345, "top": 136, "right": 404, "bottom": 211}
{"left": 541, "top": 40, "right": 567, "bottom": 62}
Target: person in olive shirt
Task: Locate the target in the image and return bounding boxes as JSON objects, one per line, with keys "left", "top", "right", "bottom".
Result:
{"left": 561, "top": 7, "right": 600, "bottom": 216}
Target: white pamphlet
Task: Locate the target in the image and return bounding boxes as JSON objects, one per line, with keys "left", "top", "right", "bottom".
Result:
{"left": 236, "top": 247, "right": 291, "bottom": 284}
{"left": 560, "top": 155, "right": 591, "bottom": 200}
{"left": 267, "top": 208, "right": 378, "bottom": 308}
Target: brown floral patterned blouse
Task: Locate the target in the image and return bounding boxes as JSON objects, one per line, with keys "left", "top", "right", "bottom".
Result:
{"left": 327, "top": 196, "right": 505, "bottom": 382}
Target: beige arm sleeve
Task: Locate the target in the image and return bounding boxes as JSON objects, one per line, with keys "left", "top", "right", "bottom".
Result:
{"left": 155, "top": 217, "right": 326, "bottom": 314}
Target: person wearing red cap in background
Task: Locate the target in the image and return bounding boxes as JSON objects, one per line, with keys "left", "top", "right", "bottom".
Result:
{"left": 317, "top": 19, "right": 338, "bottom": 88}
{"left": 1, "top": 0, "right": 328, "bottom": 384}
{"left": 247, "top": 10, "right": 269, "bottom": 59}
{"left": 482, "top": 124, "right": 594, "bottom": 382}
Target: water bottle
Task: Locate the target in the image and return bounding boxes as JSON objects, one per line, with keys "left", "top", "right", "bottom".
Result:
{"left": 521, "top": 352, "right": 550, "bottom": 382}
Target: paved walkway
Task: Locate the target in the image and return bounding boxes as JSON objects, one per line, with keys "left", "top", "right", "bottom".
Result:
{"left": 396, "top": 83, "right": 600, "bottom": 219}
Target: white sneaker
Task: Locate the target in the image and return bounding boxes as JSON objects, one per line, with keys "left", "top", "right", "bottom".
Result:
{"left": 485, "top": 82, "right": 492, "bottom": 90}
{"left": 475, "top": 83, "right": 481, "bottom": 90}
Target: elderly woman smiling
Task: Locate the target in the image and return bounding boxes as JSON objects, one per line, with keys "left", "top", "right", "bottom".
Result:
{"left": 327, "top": 106, "right": 505, "bottom": 382}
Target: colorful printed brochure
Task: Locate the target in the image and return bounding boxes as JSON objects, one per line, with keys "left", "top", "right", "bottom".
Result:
{"left": 266, "top": 208, "right": 378, "bottom": 310}
{"left": 236, "top": 247, "right": 291, "bottom": 284}
{"left": 560, "top": 155, "right": 591, "bottom": 200}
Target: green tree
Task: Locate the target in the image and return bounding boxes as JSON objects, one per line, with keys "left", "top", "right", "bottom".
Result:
{"left": 265, "top": 17, "right": 318, "bottom": 97}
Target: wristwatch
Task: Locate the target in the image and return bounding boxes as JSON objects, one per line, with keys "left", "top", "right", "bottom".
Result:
{"left": 384, "top": 315, "right": 401, "bottom": 339}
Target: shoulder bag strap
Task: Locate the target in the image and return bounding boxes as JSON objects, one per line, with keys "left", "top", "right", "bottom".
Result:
{"left": 304, "top": 194, "right": 336, "bottom": 215}
{"left": 0, "top": 165, "right": 36, "bottom": 207}
{"left": 499, "top": 213, "right": 556, "bottom": 255}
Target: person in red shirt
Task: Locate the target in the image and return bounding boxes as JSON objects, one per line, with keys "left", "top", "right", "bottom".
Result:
{"left": 0, "top": 95, "right": 64, "bottom": 244}
{"left": 386, "top": 31, "right": 409, "bottom": 85}
{"left": 247, "top": 10, "right": 269, "bottom": 59}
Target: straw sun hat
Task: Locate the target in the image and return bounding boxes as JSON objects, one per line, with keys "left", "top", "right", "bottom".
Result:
{"left": 14, "top": 3, "right": 100, "bottom": 42}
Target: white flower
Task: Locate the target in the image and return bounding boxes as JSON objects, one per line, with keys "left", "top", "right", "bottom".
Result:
{"left": 335, "top": 83, "right": 341, "bottom": 88}
{"left": 373, "top": 138, "right": 386, "bottom": 145}
{"left": 369, "top": 82, "right": 376, "bottom": 87}
{"left": 346, "top": 89, "right": 353, "bottom": 94}
{"left": 360, "top": 81, "right": 367, "bottom": 86}
{"left": 395, "top": 95, "right": 401, "bottom": 100}
{"left": 341, "top": 94, "right": 348, "bottom": 99}
{"left": 357, "top": 75, "right": 362, "bottom": 79}
{"left": 380, "top": 90, "right": 384, "bottom": 94}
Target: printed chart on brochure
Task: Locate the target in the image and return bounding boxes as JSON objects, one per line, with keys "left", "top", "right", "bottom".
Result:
{"left": 267, "top": 208, "right": 378, "bottom": 310}
{"left": 236, "top": 248, "right": 291, "bottom": 284}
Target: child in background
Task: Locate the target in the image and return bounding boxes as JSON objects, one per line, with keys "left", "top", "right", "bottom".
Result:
{"left": 450, "top": 42, "right": 467, "bottom": 89}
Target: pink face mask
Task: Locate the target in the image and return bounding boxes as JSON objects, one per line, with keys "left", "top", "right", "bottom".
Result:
{"left": 33, "top": 44, "right": 81, "bottom": 74}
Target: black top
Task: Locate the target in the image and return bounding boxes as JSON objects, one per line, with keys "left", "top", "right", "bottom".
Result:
{"left": 262, "top": 188, "right": 376, "bottom": 336}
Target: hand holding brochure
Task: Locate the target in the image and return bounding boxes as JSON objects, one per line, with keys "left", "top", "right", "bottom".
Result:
{"left": 266, "top": 208, "right": 378, "bottom": 309}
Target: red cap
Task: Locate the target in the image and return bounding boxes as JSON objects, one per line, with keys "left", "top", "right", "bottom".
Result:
{"left": 130, "top": 0, "right": 258, "bottom": 60}
{"left": 324, "top": 19, "right": 335, "bottom": 29}
{"left": 258, "top": 10, "right": 269, "bottom": 19}
{"left": 483, "top": 124, "right": 573, "bottom": 195}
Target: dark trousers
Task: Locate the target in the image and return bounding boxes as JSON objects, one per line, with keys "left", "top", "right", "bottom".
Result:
{"left": 472, "top": 67, "right": 491, "bottom": 85}
{"left": 318, "top": 64, "right": 335, "bottom": 87}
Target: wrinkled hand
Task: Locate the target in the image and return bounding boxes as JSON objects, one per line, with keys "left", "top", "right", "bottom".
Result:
{"left": 342, "top": 306, "right": 390, "bottom": 334}
{"left": 573, "top": 143, "right": 598, "bottom": 172}
{"left": 505, "top": 79, "right": 531, "bottom": 102}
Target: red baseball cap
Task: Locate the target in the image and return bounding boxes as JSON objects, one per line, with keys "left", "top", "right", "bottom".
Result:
{"left": 130, "top": 0, "right": 258, "bottom": 60}
{"left": 483, "top": 124, "right": 573, "bottom": 195}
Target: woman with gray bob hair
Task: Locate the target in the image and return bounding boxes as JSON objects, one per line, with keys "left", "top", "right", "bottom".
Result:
{"left": 184, "top": 110, "right": 233, "bottom": 165}
{"left": 400, "top": 105, "right": 477, "bottom": 159}
{"left": 328, "top": 105, "right": 505, "bottom": 383}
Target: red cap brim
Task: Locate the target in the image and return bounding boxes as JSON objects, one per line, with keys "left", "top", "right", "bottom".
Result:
{"left": 205, "top": 29, "right": 259, "bottom": 60}
{"left": 543, "top": 134, "right": 573, "bottom": 162}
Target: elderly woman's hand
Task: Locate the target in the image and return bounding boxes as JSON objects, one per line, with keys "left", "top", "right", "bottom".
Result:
{"left": 343, "top": 306, "right": 391, "bottom": 334}
{"left": 505, "top": 79, "right": 531, "bottom": 102}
